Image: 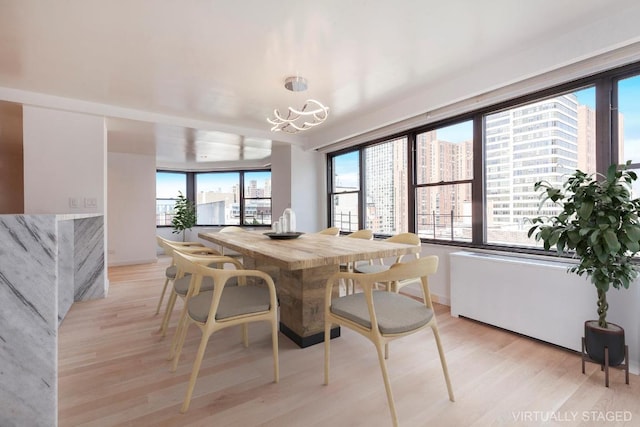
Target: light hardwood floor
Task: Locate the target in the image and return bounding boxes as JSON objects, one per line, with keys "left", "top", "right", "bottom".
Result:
{"left": 58, "top": 256, "right": 639, "bottom": 427}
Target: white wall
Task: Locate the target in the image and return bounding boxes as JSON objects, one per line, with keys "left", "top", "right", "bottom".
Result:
{"left": 271, "top": 143, "right": 323, "bottom": 232}
{"left": 23, "top": 106, "right": 106, "bottom": 214}
{"left": 291, "top": 145, "right": 323, "bottom": 232}
{"left": 107, "top": 151, "right": 157, "bottom": 266}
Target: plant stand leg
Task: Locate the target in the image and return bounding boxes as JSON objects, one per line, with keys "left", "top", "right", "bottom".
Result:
{"left": 625, "top": 345, "right": 629, "bottom": 385}
{"left": 604, "top": 347, "right": 609, "bottom": 388}
{"left": 581, "top": 337, "right": 586, "bottom": 374}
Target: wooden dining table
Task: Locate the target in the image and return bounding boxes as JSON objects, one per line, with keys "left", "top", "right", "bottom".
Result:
{"left": 199, "top": 230, "right": 421, "bottom": 347}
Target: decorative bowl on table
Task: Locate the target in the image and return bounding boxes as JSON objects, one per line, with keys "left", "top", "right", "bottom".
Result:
{"left": 263, "top": 232, "right": 304, "bottom": 240}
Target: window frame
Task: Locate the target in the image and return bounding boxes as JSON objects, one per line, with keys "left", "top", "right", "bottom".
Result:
{"left": 326, "top": 60, "right": 640, "bottom": 253}
{"left": 156, "top": 169, "right": 272, "bottom": 228}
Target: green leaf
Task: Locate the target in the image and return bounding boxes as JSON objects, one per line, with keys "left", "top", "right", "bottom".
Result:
{"left": 577, "top": 200, "right": 594, "bottom": 219}
{"left": 603, "top": 229, "right": 621, "bottom": 253}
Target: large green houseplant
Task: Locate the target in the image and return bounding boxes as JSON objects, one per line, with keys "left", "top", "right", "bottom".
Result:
{"left": 171, "top": 191, "right": 197, "bottom": 241}
{"left": 528, "top": 161, "right": 640, "bottom": 370}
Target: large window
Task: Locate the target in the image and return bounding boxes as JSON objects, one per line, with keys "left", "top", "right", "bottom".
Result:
{"left": 330, "top": 151, "right": 360, "bottom": 232}
{"left": 617, "top": 74, "right": 640, "bottom": 198}
{"left": 243, "top": 171, "right": 272, "bottom": 225}
{"left": 196, "top": 172, "right": 240, "bottom": 225}
{"left": 156, "top": 170, "right": 271, "bottom": 227}
{"left": 484, "top": 88, "right": 596, "bottom": 246}
{"left": 415, "top": 122, "right": 473, "bottom": 241}
{"left": 364, "top": 137, "right": 408, "bottom": 234}
{"left": 156, "top": 172, "right": 186, "bottom": 226}
{"left": 327, "top": 61, "right": 638, "bottom": 251}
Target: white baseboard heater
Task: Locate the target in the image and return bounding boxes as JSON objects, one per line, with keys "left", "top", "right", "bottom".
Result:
{"left": 450, "top": 251, "right": 597, "bottom": 354}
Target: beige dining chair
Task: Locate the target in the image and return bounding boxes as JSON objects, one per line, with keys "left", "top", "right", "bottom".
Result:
{"left": 159, "top": 243, "right": 224, "bottom": 337}
{"left": 324, "top": 256, "right": 454, "bottom": 427}
{"left": 171, "top": 251, "right": 279, "bottom": 413}
{"left": 354, "top": 232, "right": 422, "bottom": 292}
{"left": 155, "top": 236, "right": 205, "bottom": 315}
{"left": 317, "top": 226, "right": 340, "bottom": 236}
{"left": 216, "top": 226, "right": 245, "bottom": 259}
{"left": 340, "top": 229, "right": 373, "bottom": 294}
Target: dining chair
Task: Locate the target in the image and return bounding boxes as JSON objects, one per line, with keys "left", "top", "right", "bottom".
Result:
{"left": 171, "top": 251, "right": 279, "bottom": 413}
{"left": 317, "top": 226, "right": 340, "bottom": 236}
{"left": 216, "top": 226, "right": 246, "bottom": 259}
{"left": 166, "top": 250, "right": 246, "bottom": 361}
{"left": 155, "top": 236, "right": 205, "bottom": 315}
{"left": 340, "top": 229, "right": 373, "bottom": 294}
{"left": 324, "top": 256, "right": 454, "bottom": 427}
{"left": 354, "top": 232, "right": 422, "bottom": 292}
{"left": 159, "top": 243, "right": 224, "bottom": 337}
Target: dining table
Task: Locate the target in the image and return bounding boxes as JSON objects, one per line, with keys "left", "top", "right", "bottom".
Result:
{"left": 198, "top": 230, "right": 421, "bottom": 347}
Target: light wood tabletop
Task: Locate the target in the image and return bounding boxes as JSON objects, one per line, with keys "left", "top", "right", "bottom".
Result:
{"left": 198, "top": 230, "right": 420, "bottom": 271}
{"left": 198, "top": 229, "right": 422, "bottom": 347}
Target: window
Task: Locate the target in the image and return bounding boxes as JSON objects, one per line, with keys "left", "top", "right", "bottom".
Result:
{"left": 326, "top": 61, "right": 639, "bottom": 253}
{"left": 364, "top": 137, "right": 408, "bottom": 234}
{"left": 156, "top": 172, "right": 186, "bottom": 226}
{"left": 616, "top": 74, "right": 640, "bottom": 198}
{"left": 196, "top": 172, "right": 240, "bottom": 225}
{"left": 243, "top": 171, "right": 272, "bottom": 225}
{"left": 484, "top": 88, "right": 596, "bottom": 246}
{"left": 156, "top": 170, "right": 271, "bottom": 227}
{"left": 330, "top": 151, "right": 360, "bottom": 232}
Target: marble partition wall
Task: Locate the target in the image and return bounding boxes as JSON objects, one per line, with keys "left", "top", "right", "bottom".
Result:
{"left": 0, "top": 213, "right": 105, "bottom": 427}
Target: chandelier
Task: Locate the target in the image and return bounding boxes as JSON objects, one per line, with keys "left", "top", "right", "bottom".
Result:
{"left": 267, "top": 76, "right": 329, "bottom": 134}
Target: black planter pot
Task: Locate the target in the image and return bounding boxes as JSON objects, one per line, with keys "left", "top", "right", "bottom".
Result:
{"left": 584, "top": 320, "right": 625, "bottom": 366}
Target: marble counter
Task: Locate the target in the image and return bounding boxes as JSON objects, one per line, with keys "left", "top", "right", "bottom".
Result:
{"left": 0, "top": 214, "right": 106, "bottom": 427}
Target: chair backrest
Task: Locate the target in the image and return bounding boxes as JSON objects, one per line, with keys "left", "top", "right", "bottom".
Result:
{"left": 385, "top": 232, "right": 420, "bottom": 246}
{"left": 157, "top": 235, "right": 204, "bottom": 252}
{"left": 346, "top": 229, "right": 373, "bottom": 240}
{"left": 385, "top": 232, "right": 421, "bottom": 263}
{"left": 336, "top": 256, "right": 438, "bottom": 306}
{"left": 317, "top": 227, "right": 340, "bottom": 236}
{"left": 219, "top": 226, "right": 244, "bottom": 233}
{"left": 173, "top": 250, "right": 245, "bottom": 294}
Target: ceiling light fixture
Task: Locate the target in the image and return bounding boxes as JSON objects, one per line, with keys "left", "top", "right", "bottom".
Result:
{"left": 267, "top": 76, "right": 329, "bottom": 134}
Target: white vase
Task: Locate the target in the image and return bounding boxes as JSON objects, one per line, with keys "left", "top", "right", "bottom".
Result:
{"left": 283, "top": 208, "right": 296, "bottom": 232}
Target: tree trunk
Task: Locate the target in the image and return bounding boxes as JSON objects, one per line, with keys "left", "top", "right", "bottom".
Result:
{"left": 597, "top": 288, "right": 608, "bottom": 328}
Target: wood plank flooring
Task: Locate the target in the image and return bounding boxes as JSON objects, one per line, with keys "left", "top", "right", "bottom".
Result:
{"left": 58, "top": 256, "right": 640, "bottom": 426}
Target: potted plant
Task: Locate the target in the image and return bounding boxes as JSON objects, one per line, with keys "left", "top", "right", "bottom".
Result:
{"left": 171, "top": 191, "right": 197, "bottom": 241}
{"left": 528, "top": 161, "right": 640, "bottom": 377}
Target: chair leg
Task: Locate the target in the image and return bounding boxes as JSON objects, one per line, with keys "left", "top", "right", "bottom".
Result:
{"left": 241, "top": 324, "right": 249, "bottom": 348}
{"left": 431, "top": 324, "right": 455, "bottom": 402}
{"left": 155, "top": 277, "right": 171, "bottom": 315}
{"left": 181, "top": 331, "right": 211, "bottom": 413}
{"left": 271, "top": 319, "right": 279, "bottom": 383}
{"left": 168, "top": 301, "right": 190, "bottom": 360}
{"left": 374, "top": 342, "right": 399, "bottom": 427}
{"left": 171, "top": 318, "right": 191, "bottom": 372}
{"left": 324, "top": 321, "right": 331, "bottom": 385}
{"left": 160, "top": 291, "right": 178, "bottom": 337}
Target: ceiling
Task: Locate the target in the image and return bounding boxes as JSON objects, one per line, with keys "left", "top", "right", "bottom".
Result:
{"left": 1, "top": 1, "right": 640, "bottom": 169}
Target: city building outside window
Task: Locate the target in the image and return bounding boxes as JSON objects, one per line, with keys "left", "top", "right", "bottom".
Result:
{"left": 415, "top": 121, "right": 473, "bottom": 241}
{"left": 364, "top": 137, "right": 408, "bottom": 234}
{"left": 484, "top": 88, "right": 596, "bottom": 246}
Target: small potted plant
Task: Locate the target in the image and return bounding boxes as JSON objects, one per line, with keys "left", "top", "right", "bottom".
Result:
{"left": 171, "top": 191, "right": 197, "bottom": 241}
{"left": 528, "top": 161, "right": 640, "bottom": 380}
